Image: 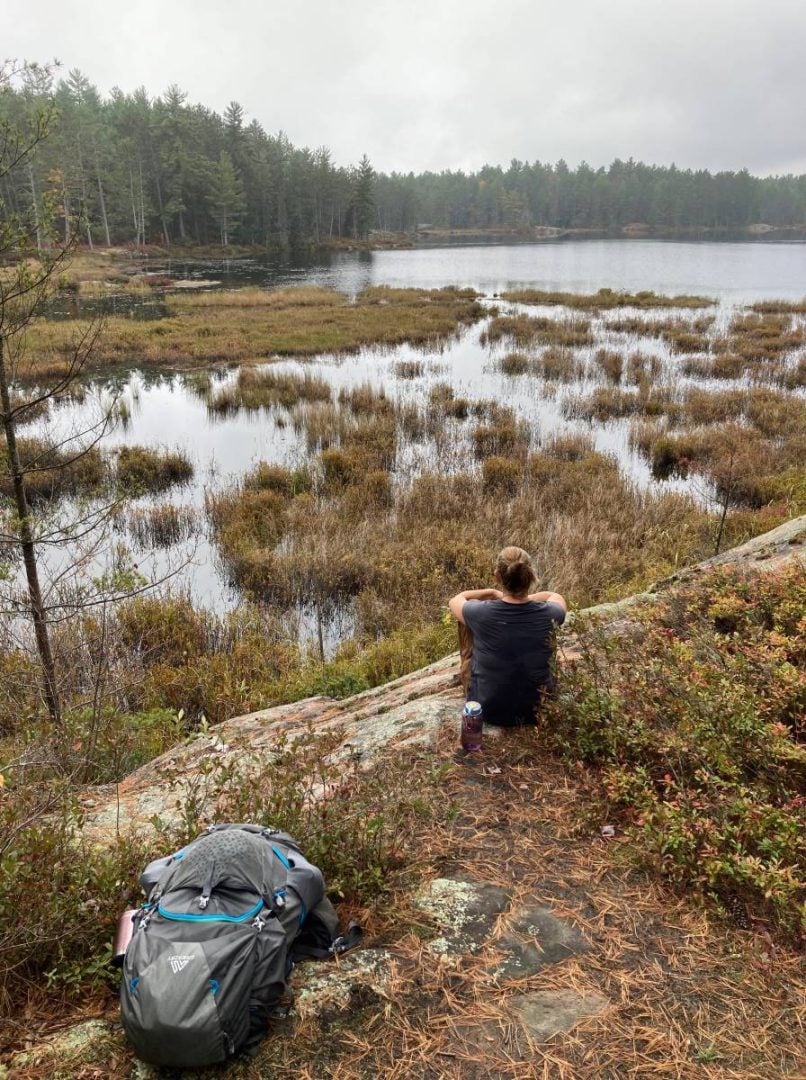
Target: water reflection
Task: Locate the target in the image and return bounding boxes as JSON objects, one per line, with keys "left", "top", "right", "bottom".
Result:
{"left": 143, "top": 239, "right": 806, "bottom": 302}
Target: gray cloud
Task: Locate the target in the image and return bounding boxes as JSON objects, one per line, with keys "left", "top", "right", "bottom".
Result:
{"left": 8, "top": 0, "right": 806, "bottom": 174}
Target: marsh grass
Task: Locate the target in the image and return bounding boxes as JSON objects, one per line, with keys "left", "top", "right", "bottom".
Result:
{"left": 243, "top": 462, "right": 313, "bottom": 495}
{"left": 681, "top": 353, "right": 748, "bottom": 380}
{"left": 6, "top": 392, "right": 49, "bottom": 427}
{"left": 714, "top": 312, "right": 806, "bottom": 362}
{"left": 679, "top": 388, "right": 746, "bottom": 425}
{"left": 339, "top": 412, "right": 398, "bottom": 470}
{"left": 338, "top": 382, "right": 394, "bottom": 415}
{"left": 626, "top": 350, "right": 662, "bottom": 384}
{"left": 631, "top": 417, "right": 804, "bottom": 512}
{"left": 563, "top": 385, "right": 677, "bottom": 422}
{"left": 482, "top": 313, "right": 593, "bottom": 348}
{"left": 24, "top": 285, "right": 485, "bottom": 379}
{"left": 534, "top": 346, "right": 586, "bottom": 381}
{"left": 750, "top": 297, "right": 806, "bottom": 314}
{"left": 128, "top": 503, "right": 198, "bottom": 548}
{"left": 0, "top": 436, "right": 105, "bottom": 502}
{"left": 595, "top": 348, "right": 624, "bottom": 383}
{"left": 208, "top": 367, "right": 332, "bottom": 414}
{"left": 182, "top": 370, "right": 214, "bottom": 398}
{"left": 499, "top": 351, "right": 530, "bottom": 375}
{"left": 743, "top": 386, "right": 806, "bottom": 438}
{"left": 659, "top": 327, "right": 711, "bottom": 353}
{"left": 292, "top": 401, "right": 340, "bottom": 450}
{"left": 175, "top": 285, "right": 342, "bottom": 310}
{"left": 393, "top": 359, "right": 425, "bottom": 379}
{"left": 543, "top": 431, "right": 596, "bottom": 460}
{"left": 605, "top": 314, "right": 715, "bottom": 350}
{"left": 205, "top": 427, "right": 762, "bottom": 651}
{"left": 783, "top": 353, "right": 806, "bottom": 389}
{"left": 501, "top": 287, "right": 715, "bottom": 309}
{"left": 482, "top": 455, "right": 523, "bottom": 494}
{"left": 427, "top": 382, "right": 471, "bottom": 419}
{"left": 472, "top": 411, "right": 532, "bottom": 460}
{"left": 115, "top": 446, "right": 194, "bottom": 494}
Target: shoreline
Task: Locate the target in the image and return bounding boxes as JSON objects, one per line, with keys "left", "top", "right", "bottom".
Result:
{"left": 30, "top": 222, "right": 806, "bottom": 270}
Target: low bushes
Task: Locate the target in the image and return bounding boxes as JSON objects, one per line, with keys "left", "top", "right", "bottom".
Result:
{"left": 541, "top": 565, "right": 806, "bottom": 939}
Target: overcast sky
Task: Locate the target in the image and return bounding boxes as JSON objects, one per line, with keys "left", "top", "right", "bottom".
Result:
{"left": 7, "top": 0, "right": 806, "bottom": 176}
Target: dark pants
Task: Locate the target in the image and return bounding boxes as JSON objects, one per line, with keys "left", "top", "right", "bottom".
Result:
{"left": 457, "top": 623, "right": 555, "bottom": 726}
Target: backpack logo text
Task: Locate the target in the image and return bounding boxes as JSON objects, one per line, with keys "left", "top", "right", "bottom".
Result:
{"left": 169, "top": 955, "right": 194, "bottom": 974}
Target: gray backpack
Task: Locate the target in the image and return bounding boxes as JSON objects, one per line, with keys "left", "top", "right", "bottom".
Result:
{"left": 120, "top": 824, "right": 348, "bottom": 1069}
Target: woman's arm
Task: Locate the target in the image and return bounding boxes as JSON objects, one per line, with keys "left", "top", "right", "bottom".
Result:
{"left": 527, "top": 590, "right": 567, "bottom": 613}
{"left": 448, "top": 588, "right": 502, "bottom": 623}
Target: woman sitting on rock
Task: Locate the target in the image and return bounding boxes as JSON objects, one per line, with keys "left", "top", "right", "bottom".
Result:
{"left": 448, "top": 546, "right": 567, "bottom": 727}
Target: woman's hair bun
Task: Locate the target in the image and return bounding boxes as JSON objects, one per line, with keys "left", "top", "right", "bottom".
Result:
{"left": 495, "top": 546, "right": 536, "bottom": 596}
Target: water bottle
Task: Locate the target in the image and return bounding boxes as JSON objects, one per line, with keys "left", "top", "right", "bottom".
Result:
{"left": 460, "top": 700, "right": 483, "bottom": 753}
{"left": 112, "top": 908, "right": 140, "bottom": 968}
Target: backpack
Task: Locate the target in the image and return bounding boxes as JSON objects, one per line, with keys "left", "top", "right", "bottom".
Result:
{"left": 120, "top": 824, "right": 351, "bottom": 1069}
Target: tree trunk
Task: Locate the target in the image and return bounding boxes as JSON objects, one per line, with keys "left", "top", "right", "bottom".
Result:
{"left": 129, "top": 168, "right": 139, "bottom": 244}
{"left": 76, "top": 136, "right": 93, "bottom": 249}
{"left": 0, "top": 335, "right": 62, "bottom": 728}
{"left": 62, "top": 176, "right": 71, "bottom": 245}
{"left": 138, "top": 160, "right": 146, "bottom": 246}
{"left": 95, "top": 152, "right": 111, "bottom": 246}
{"left": 148, "top": 143, "right": 170, "bottom": 246}
{"left": 27, "top": 163, "right": 42, "bottom": 252}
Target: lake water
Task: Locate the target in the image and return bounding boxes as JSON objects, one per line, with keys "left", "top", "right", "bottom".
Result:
{"left": 16, "top": 240, "right": 806, "bottom": 646}
{"left": 146, "top": 237, "right": 806, "bottom": 303}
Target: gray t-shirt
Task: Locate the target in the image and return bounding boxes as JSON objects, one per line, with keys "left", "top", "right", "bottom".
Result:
{"left": 462, "top": 599, "right": 566, "bottom": 726}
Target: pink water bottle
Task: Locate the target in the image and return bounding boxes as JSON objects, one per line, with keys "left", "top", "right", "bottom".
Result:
{"left": 112, "top": 908, "right": 140, "bottom": 968}
{"left": 461, "top": 701, "right": 483, "bottom": 752}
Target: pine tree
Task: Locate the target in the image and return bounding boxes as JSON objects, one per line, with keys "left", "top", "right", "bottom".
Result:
{"left": 207, "top": 150, "right": 245, "bottom": 246}
{"left": 351, "top": 154, "right": 375, "bottom": 240}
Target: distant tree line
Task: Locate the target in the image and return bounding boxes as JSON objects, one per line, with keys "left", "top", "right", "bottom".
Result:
{"left": 2, "top": 66, "right": 805, "bottom": 251}
{"left": 376, "top": 159, "right": 806, "bottom": 233}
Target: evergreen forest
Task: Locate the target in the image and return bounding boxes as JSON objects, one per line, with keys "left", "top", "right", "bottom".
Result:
{"left": 3, "top": 65, "right": 806, "bottom": 250}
